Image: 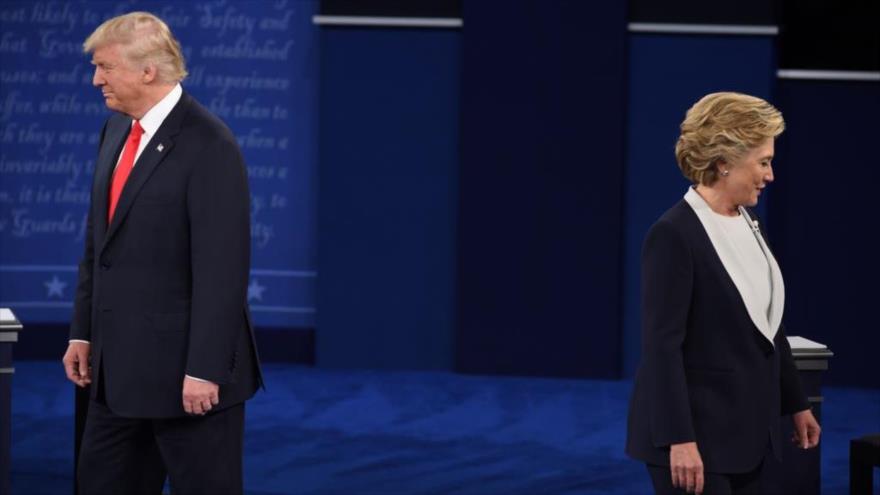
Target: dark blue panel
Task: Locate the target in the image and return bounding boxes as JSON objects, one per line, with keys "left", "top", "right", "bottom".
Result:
{"left": 622, "top": 34, "right": 776, "bottom": 377}
{"left": 629, "top": 0, "right": 776, "bottom": 24}
{"left": 320, "top": 0, "right": 460, "bottom": 17}
{"left": 772, "top": 80, "right": 880, "bottom": 388}
{"left": 457, "top": 1, "right": 627, "bottom": 379}
{"left": 316, "top": 28, "right": 460, "bottom": 370}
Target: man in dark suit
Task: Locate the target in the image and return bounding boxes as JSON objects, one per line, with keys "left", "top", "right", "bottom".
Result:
{"left": 61, "top": 11, "right": 261, "bottom": 494}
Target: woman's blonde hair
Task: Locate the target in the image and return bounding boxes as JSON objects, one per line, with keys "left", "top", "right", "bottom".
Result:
{"left": 675, "top": 92, "right": 784, "bottom": 186}
{"left": 83, "top": 12, "right": 187, "bottom": 84}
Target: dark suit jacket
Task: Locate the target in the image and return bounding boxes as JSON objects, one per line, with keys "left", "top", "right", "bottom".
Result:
{"left": 625, "top": 199, "right": 809, "bottom": 474}
{"left": 70, "top": 92, "right": 262, "bottom": 418}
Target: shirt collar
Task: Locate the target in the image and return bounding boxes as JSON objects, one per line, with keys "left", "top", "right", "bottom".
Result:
{"left": 137, "top": 83, "right": 183, "bottom": 135}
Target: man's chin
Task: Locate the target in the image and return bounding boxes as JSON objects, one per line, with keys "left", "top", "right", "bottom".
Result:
{"left": 103, "top": 99, "right": 120, "bottom": 112}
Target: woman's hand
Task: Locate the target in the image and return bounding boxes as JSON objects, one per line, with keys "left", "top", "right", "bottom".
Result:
{"left": 670, "top": 441, "right": 704, "bottom": 494}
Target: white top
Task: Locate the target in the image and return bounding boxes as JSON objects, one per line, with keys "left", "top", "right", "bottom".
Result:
{"left": 683, "top": 187, "right": 785, "bottom": 345}
{"left": 711, "top": 210, "right": 772, "bottom": 320}
{"left": 116, "top": 83, "right": 183, "bottom": 170}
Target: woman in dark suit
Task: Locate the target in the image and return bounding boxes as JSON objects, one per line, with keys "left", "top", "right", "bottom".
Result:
{"left": 626, "top": 92, "right": 821, "bottom": 495}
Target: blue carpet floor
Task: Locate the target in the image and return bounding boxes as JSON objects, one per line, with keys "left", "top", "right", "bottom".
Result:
{"left": 10, "top": 361, "right": 880, "bottom": 494}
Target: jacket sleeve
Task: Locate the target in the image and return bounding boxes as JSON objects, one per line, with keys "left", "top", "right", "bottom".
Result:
{"left": 777, "top": 324, "right": 810, "bottom": 415}
{"left": 641, "top": 219, "right": 697, "bottom": 447}
{"left": 69, "top": 119, "right": 109, "bottom": 341}
{"left": 184, "top": 132, "right": 251, "bottom": 384}
{"left": 70, "top": 199, "right": 95, "bottom": 341}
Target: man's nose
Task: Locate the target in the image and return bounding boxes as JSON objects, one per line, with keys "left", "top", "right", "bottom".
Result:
{"left": 92, "top": 68, "right": 103, "bottom": 87}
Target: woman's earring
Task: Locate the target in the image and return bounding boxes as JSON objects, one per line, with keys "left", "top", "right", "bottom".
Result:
{"left": 720, "top": 169, "right": 730, "bottom": 177}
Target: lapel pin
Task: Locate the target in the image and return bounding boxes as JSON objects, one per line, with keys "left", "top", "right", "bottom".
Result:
{"left": 157, "top": 143, "right": 164, "bottom": 152}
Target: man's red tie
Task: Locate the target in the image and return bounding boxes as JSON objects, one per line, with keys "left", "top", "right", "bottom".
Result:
{"left": 108, "top": 120, "right": 144, "bottom": 223}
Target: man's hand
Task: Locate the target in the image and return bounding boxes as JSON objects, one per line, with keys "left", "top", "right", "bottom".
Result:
{"left": 182, "top": 377, "right": 220, "bottom": 415}
{"left": 62, "top": 342, "right": 91, "bottom": 388}
{"left": 792, "top": 409, "right": 821, "bottom": 449}
{"left": 670, "top": 441, "right": 704, "bottom": 494}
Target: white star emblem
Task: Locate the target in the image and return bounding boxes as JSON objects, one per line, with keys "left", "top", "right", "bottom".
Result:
{"left": 247, "top": 279, "right": 266, "bottom": 302}
{"left": 44, "top": 275, "right": 67, "bottom": 298}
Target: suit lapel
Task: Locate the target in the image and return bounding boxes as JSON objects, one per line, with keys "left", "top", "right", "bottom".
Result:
{"left": 682, "top": 189, "right": 778, "bottom": 346}
{"left": 94, "top": 118, "right": 129, "bottom": 243}
{"left": 742, "top": 208, "right": 786, "bottom": 343}
{"left": 100, "top": 94, "right": 190, "bottom": 254}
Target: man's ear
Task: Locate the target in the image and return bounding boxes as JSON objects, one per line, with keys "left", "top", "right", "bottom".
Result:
{"left": 142, "top": 64, "right": 157, "bottom": 84}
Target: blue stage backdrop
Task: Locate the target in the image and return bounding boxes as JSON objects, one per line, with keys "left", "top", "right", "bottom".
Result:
{"left": 0, "top": 0, "right": 318, "bottom": 328}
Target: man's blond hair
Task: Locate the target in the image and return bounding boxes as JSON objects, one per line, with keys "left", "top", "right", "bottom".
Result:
{"left": 83, "top": 11, "right": 187, "bottom": 84}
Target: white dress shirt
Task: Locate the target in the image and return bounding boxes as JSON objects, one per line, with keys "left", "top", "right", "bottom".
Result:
{"left": 118, "top": 83, "right": 183, "bottom": 169}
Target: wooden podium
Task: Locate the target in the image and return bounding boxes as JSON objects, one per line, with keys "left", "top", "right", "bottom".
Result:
{"left": 0, "top": 308, "right": 23, "bottom": 495}
{"left": 762, "top": 335, "right": 834, "bottom": 495}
